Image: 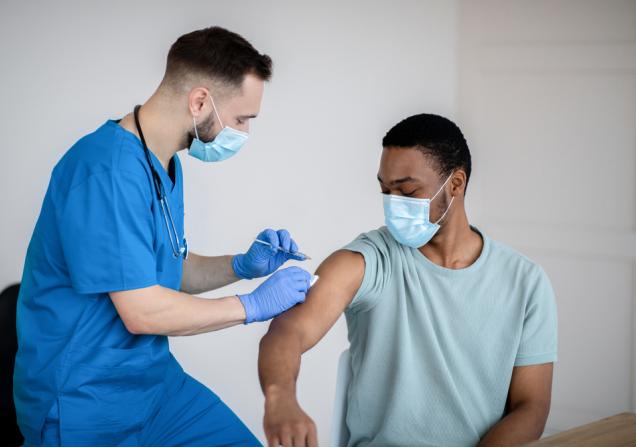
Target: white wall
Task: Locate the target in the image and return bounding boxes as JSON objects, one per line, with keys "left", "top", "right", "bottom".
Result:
{"left": 457, "top": 0, "right": 636, "bottom": 435}
{"left": 0, "top": 1, "right": 457, "bottom": 444}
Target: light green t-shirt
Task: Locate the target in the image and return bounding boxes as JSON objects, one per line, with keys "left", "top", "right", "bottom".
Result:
{"left": 342, "top": 226, "right": 557, "bottom": 447}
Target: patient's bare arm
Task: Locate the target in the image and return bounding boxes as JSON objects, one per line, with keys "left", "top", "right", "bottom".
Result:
{"left": 258, "top": 250, "right": 364, "bottom": 447}
{"left": 478, "top": 363, "right": 553, "bottom": 446}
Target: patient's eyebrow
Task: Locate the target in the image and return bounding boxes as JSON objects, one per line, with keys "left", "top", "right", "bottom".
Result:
{"left": 377, "top": 175, "right": 420, "bottom": 186}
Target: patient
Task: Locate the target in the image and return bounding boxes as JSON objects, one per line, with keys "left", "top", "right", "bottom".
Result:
{"left": 258, "top": 114, "right": 557, "bottom": 447}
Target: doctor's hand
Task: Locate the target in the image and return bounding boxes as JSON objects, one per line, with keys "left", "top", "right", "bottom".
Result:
{"left": 264, "top": 393, "right": 318, "bottom": 447}
{"left": 232, "top": 229, "right": 306, "bottom": 280}
{"left": 237, "top": 266, "right": 311, "bottom": 324}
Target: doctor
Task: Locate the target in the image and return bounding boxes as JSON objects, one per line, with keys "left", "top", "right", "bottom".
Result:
{"left": 14, "top": 26, "right": 309, "bottom": 446}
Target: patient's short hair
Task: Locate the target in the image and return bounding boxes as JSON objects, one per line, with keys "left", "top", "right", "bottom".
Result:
{"left": 382, "top": 114, "right": 472, "bottom": 193}
{"left": 163, "top": 26, "right": 272, "bottom": 91}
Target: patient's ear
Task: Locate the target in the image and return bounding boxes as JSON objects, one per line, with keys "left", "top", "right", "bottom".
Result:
{"left": 450, "top": 170, "right": 467, "bottom": 197}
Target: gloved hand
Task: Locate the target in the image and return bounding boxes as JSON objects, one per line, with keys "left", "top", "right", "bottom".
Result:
{"left": 232, "top": 228, "right": 306, "bottom": 280}
{"left": 238, "top": 266, "right": 311, "bottom": 324}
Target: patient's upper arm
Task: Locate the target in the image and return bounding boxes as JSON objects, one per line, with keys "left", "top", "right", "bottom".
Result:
{"left": 269, "top": 249, "right": 365, "bottom": 352}
{"left": 508, "top": 363, "right": 553, "bottom": 413}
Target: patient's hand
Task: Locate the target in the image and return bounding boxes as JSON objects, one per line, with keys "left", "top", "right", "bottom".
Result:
{"left": 264, "top": 393, "right": 318, "bottom": 447}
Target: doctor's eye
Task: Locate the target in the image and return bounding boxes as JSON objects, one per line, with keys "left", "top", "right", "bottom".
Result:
{"left": 236, "top": 118, "right": 245, "bottom": 125}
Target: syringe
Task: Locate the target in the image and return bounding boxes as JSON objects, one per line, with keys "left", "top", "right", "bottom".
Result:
{"left": 254, "top": 239, "right": 312, "bottom": 261}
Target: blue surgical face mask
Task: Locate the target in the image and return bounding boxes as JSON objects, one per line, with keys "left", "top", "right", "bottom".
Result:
{"left": 188, "top": 95, "right": 249, "bottom": 162}
{"left": 383, "top": 173, "right": 455, "bottom": 248}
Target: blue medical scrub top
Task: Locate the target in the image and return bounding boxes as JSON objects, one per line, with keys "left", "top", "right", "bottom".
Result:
{"left": 14, "top": 120, "right": 186, "bottom": 442}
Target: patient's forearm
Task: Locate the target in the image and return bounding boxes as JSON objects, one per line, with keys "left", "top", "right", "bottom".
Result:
{"left": 180, "top": 253, "right": 239, "bottom": 294}
{"left": 259, "top": 321, "right": 304, "bottom": 399}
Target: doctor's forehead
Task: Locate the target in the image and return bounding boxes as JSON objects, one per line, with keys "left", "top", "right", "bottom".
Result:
{"left": 235, "top": 74, "right": 264, "bottom": 101}
{"left": 378, "top": 147, "right": 440, "bottom": 183}
{"left": 224, "top": 75, "right": 263, "bottom": 110}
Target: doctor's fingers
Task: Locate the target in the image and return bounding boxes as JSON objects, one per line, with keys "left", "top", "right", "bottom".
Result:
{"left": 259, "top": 228, "right": 281, "bottom": 250}
{"left": 276, "top": 229, "right": 293, "bottom": 252}
{"left": 287, "top": 269, "right": 311, "bottom": 289}
{"left": 283, "top": 266, "right": 311, "bottom": 278}
{"left": 292, "top": 277, "right": 311, "bottom": 293}
{"left": 289, "top": 238, "right": 299, "bottom": 254}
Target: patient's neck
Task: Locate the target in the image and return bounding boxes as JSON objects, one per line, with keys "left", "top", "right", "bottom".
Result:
{"left": 418, "top": 205, "right": 483, "bottom": 270}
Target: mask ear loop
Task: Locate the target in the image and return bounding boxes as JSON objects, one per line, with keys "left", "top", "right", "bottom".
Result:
{"left": 432, "top": 172, "right": 455, "bottom": 225}
{"left": 191, "top": 92, "right": 223, "bottom": 140}
{"left": 431, "top": 172, "right": 454, "bottom": 201}
{"left": 192, "top": 115, "right": 200, "bottom": 141}
{"left": 435, "top": 196, "right": 455, "bottom": 225}
{"left": 209, "top": 95, "right": 224, "bottom": 129}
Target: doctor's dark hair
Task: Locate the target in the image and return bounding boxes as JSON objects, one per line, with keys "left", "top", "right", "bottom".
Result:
{"left": 382, "top": 113, "right": 472, "bottom": 193}
{"left": 164, "top": 26, "right": 272, "bottom": 89}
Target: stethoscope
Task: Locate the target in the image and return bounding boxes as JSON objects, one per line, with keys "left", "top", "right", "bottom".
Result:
{"left": 133, "top": 105, "right": 188, "bottom": 260}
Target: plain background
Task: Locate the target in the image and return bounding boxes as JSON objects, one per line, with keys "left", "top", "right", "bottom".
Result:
{"left": 1, "top": 0, "right": 634, "bottom": 445}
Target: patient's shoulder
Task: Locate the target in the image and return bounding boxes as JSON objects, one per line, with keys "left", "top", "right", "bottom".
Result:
{"left": 489, "top": 237, "right": 543, "bottom": 275}
{"left": 344, "top": 226, "right": 396, "bottom": 254}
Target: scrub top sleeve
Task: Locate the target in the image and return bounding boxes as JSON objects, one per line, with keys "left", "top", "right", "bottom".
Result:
{"left": 57, "top": 169, "right": 158, "bottom": 294}
{"left": 514, "top": 266, "right": 558, "bottom": 366}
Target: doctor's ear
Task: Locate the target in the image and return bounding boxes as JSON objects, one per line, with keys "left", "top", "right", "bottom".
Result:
{"left": 188, "top": 87, "right": 210, "bottom": 118}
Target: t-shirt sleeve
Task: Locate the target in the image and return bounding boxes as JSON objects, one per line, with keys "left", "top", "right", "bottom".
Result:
{"left": 342, "top": 231, "right": 391, "bottom": 313}
{"left": 514, "top": 266, "right": 558, "bottom": 366}
{"left": 57, "top": 169, "right": 158, "bottom": 294}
